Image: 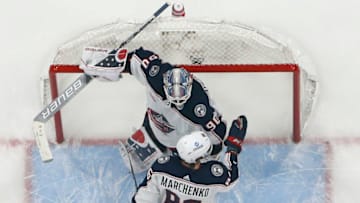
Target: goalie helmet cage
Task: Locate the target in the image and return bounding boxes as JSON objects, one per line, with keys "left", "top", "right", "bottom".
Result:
{"left": 41, "top": 17, "right": 318, "bottom": 144}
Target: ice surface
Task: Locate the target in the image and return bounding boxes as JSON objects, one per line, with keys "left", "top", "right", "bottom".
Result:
{"left": 28, "top": 142, "right": 328, "bottom": 203}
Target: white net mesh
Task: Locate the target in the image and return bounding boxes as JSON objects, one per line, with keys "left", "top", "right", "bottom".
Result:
{"left": 53, "top": 17, "right": 295, "bottom": 65}
{"left": 42, "top": 17, "right": 318, "bottom": 142}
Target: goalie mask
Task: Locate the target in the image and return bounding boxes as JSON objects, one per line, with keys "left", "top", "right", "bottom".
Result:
{"left": 163, "top": 68, "right": 193, "bottom": 108}
{"left": 176, "top": 131, "right": 212, "bottom": 164}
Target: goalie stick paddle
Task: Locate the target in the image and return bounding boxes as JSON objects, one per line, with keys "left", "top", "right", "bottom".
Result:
{"left": 33, "top": 2, "right": 170, "bottom": 162}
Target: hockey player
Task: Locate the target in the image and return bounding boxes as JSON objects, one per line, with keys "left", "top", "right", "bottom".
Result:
{"left": 80, "top": 47, "right": 227, "bottom": 172}
{"left": 131, "top": 115, "right": 247, "bottom": 203}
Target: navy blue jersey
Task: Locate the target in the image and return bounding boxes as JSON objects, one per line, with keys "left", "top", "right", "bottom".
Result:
{"left": 132, "top": 153, "right": 239, "bottom": 203}
{"left": 128, "top": 47, "right": 226, "bottom": 150}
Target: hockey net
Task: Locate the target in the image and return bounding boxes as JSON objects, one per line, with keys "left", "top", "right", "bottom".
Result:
{"left": 40, "top": 17, "right": 318, "bottom": 144}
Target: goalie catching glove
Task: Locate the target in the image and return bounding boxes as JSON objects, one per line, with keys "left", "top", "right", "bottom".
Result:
{"left": 225, "top": 115, "right": 248, "bottom": 153}
{"left": 79, "top": 47, "right": 128, "bottom": 81}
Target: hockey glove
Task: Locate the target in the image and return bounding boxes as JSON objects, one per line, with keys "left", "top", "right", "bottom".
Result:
{"left": 225, "top": 115, "right": 248, "bottom": 153}
{"left": 79, "top": 47, "right": 128, "bottom": 81}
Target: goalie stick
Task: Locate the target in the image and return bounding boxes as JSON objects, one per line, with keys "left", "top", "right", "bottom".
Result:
{"left": 33, "top": 2, "right": 170, "bottom": 162}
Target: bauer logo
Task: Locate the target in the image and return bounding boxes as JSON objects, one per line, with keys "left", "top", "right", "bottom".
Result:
{"left": 41, "top": 79, "right": 82, "bottom": 120}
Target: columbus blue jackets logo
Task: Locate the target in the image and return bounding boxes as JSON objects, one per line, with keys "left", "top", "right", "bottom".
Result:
{"left": 149, "top": 65, "right": 160, "bottom": 77}
{"left": 148, "top": 109, "right": 175, "bottom": 133}
{"left": 194, "top": 104, "right": 207, "bottom": 117}
{"left": 211, "top": 164, "right": 224, "bottom": 177}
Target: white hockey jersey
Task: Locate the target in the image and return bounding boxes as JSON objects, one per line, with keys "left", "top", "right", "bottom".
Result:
{"left": 126, "top": 47, "right": 227, "bottom": 151}
{"left": 132, "top": 153, "right": 239, "bottom": 203}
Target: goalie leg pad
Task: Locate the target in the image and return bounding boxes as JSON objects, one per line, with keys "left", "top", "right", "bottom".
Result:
{"left": 119, "top": 128, "right": 163, "bottom": 173}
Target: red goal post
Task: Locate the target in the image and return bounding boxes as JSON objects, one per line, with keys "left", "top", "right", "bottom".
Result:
{"left": 41, "top": 17, "right": 318, "bottom": 144}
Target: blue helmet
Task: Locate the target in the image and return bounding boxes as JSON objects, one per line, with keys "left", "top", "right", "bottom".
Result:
{"left": 163, "top": 68, "right": 193, "bottom": 108}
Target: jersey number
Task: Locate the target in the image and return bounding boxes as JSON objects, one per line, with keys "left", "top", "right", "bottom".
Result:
{"left": 142, "top": 54, "right": 159, "bottom": 68}
{"left": 164, "top": 190, "right": 201, "bottom": 203}
{"left": 205, "top": 112, "right": 221, "bottom": 131}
